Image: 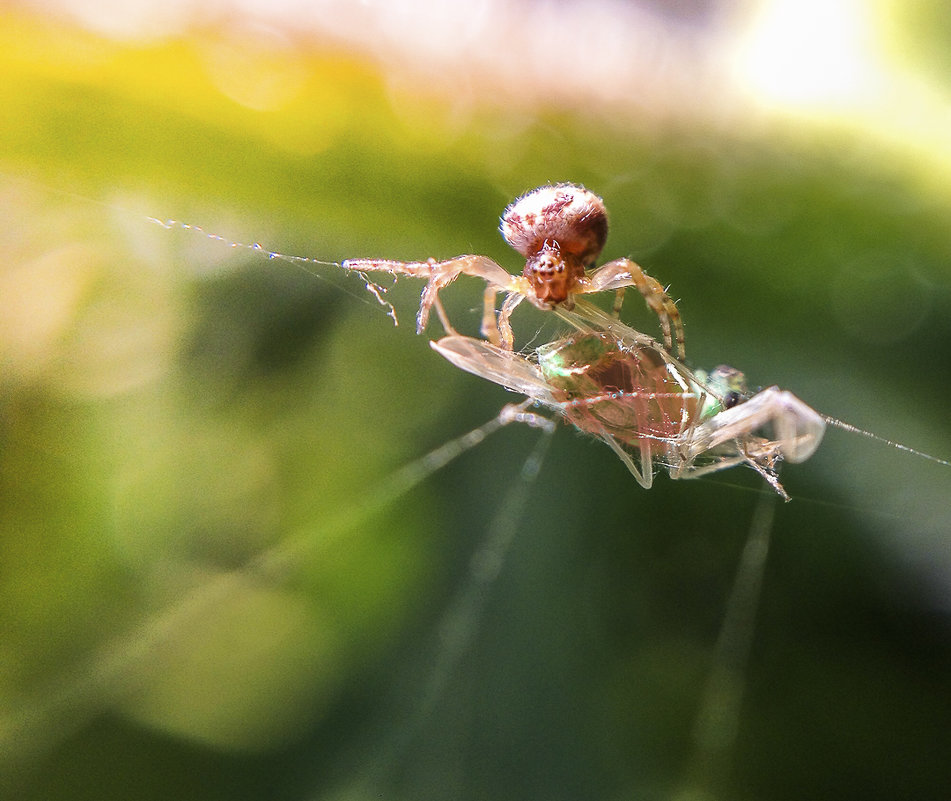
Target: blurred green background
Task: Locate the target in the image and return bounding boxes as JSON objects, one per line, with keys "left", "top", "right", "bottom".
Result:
{"left": 2, "top": 2, "right": 950, "bottom": 800}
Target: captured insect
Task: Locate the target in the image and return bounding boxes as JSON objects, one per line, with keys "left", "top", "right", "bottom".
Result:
{"left": 432, "top": 300, "right": 823, "bottom": 501}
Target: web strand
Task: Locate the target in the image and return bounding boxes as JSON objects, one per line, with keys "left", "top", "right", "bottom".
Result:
{"left": 145, "top": 217, "right": 400, "bottom": 324}
{"left": 822, "top": 415, "right": 951, "bottom": 467}
{"left": 0, "top": 404, "right": 543, "bottom": 767}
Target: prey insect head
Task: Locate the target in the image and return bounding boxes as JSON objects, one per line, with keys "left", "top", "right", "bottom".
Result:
{"left": 709, "top": 365, "right": 749, "bottom": 410}
{"left": 695, "top": 364, "right": 749, "bottom": 417}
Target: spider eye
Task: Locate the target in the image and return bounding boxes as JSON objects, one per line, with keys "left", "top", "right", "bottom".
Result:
{"left": 724, "top": 391, "right": 742, "bottom": 409}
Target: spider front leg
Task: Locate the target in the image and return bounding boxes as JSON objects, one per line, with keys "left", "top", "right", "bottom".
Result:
{"left": 496, "top": 292, "right": 525, "bottom": 351}
{"left": 481, "top": 287, "right": 502, "bottom": 346}
{"left": 580, "top": 258, "right": 686, "bottom": 358}
{"left": 478, "top": 288, "right": 528, "bottom": 351}
{"left": 343, "top": 254, "right": 518, "bottom": 336}
{"left": 419, "top": 255, "right": 531, "bottom": 341}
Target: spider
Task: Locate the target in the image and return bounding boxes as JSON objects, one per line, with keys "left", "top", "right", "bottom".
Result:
{"left": 431, "top": 299, "right": 826, "bottom": 500}
{"left": 342, "top": 183, "right": 685, "bottom": 356}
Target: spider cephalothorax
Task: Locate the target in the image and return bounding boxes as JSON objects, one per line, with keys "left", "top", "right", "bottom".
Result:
{"left": 500, "top": 183, "right": 608, "bottom": 307}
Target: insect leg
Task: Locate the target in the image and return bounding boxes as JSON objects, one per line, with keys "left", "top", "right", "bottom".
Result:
{"left": 595, "top": 427, "right": 655, "bottom": 489}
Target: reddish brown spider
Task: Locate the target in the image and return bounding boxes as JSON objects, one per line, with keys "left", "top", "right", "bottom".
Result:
{"left": 342, "top": 183, "right": 685, "bottom": 357}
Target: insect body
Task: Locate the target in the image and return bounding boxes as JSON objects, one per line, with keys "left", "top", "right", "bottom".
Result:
{"left": 432, "top": 300, "right": 825, "bottom": 500}
{"left": 343, "top": 183, "right": 685, "bottom": 356}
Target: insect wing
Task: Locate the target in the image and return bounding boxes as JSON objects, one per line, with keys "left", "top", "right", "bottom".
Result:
{"left": 430, "top": 336, "right": 557, "bottom": 405}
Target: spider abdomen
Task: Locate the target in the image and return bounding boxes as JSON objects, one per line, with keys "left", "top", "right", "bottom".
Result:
{"left": 500, "top": 183, "right": 608, "bottom": 265}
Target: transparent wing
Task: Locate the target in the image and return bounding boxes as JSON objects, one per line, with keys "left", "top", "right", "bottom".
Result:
{"left": 430, "top": 336, "right": 557, "bottom": 405}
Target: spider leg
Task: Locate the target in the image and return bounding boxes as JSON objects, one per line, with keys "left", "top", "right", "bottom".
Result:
{"left": 343, "top": 255, "right": 518, "bottom": 335}
{"left": 580, "top": 258, "right": 686, "bottom": 359}
{"left": 482, "top": 287, "right": 501, "bottom": 346}
{"left": 419, "top": 255, "right": 522, "bottom": 334}
{"left": 432, "top": 294, "right": 460, "bottom": 337}
{"left": 341, "top": 258, "right": 433, "bottom": 280}
{"left": 611, "top": 286, "right": 626, "bottom": 318}
{"left": 497, "top": 292, "right": 525, "bottom": 351}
